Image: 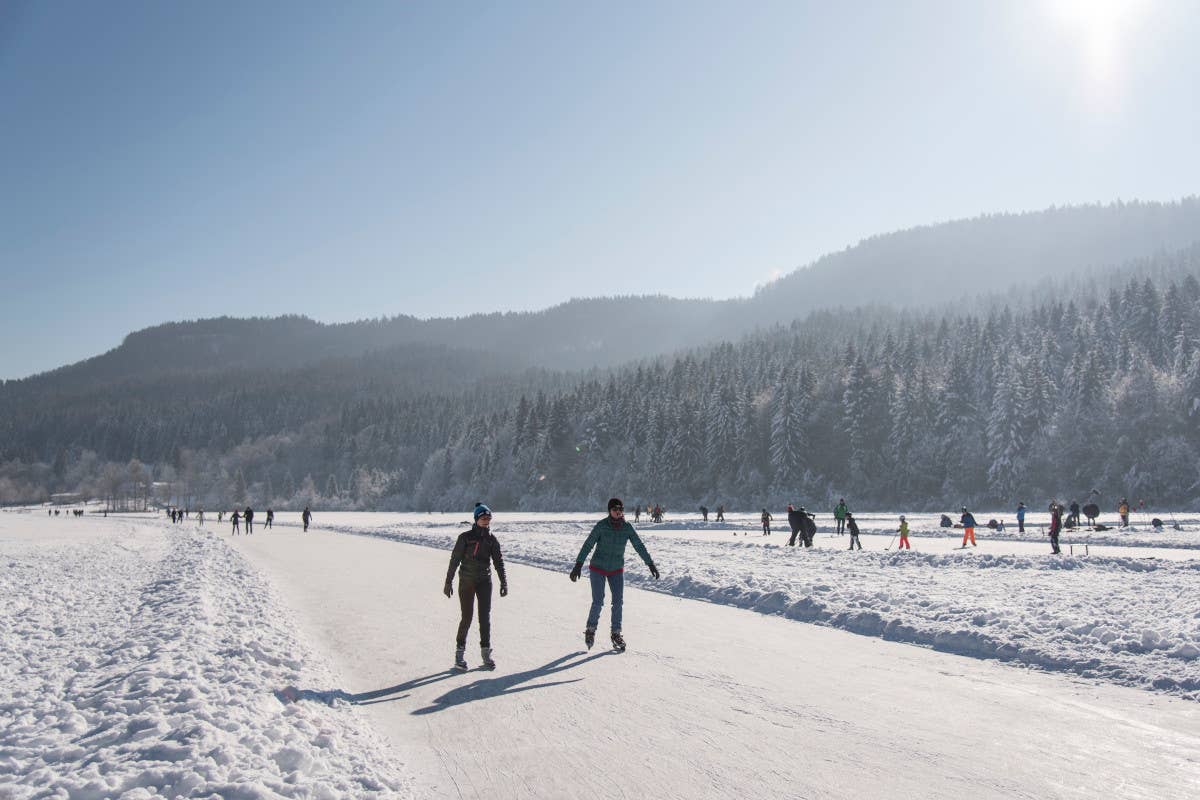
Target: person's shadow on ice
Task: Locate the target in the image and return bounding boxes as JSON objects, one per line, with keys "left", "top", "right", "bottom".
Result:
{"left": 411, "top": 650, "right": 613, "bottom": 715}
{"left": 275, "top": 651, "right": 612, "bottom": 711}
{"left": 276, "top": 669, "right": 461, "bottom": 707}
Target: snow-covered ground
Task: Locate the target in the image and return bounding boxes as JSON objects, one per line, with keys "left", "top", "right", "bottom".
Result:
{"left": 0, "top": 512, "right": 411, "bottom": 798}
{"left": 4, "top": 508, "right": 1200, "bottom": 798}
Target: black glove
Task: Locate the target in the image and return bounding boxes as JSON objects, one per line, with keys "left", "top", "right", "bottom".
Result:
{"left": 443, "top": 581, "right": 452, "bottom": 598}
{"left": 500, "top": 583, "right": 508, "bottom": 597}
{"left": 649, "top": 562, "right": 660, "bottom": 579}
{"left": 569, "top": 562, "right": 583, "bottom": 582}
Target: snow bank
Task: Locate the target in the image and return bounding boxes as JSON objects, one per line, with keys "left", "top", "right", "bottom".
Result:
{"left": 0, "top": 521, "right": 410, "bottom": 798}
{"left": 326, "top": 518, "right": 1200, "bottom": 700}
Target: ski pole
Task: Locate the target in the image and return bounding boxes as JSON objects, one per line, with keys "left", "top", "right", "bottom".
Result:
{"left": 885, "top": 534, "right": 897, "bottom": 550}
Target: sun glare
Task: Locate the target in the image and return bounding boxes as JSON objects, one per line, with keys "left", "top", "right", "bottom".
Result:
{"left": 1047, "top": 0, "right": 1146, "bottom": 102}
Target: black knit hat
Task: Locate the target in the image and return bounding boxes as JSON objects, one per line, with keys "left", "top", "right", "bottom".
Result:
{"left": 608, "top": 497, "right": 623, "bottom": 511}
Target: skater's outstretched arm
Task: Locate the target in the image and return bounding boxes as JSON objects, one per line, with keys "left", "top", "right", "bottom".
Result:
{"left": 628, "top": 528, "right": 656, "bottom": 576}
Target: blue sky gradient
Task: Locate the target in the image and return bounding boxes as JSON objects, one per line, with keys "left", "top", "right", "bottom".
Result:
{"left": 2, "top": 1, "right": 1199, "bottom": 378}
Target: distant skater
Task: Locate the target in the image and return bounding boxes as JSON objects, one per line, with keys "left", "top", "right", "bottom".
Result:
{"left": 960, "top": 507, "right": 977, "bottom": 547}
{"left": 716, "top": 505, "right": 725, "bottom": 522}
{"left": 760, "top": 508, "right": 772, "bottom": 536}
{"left": 897, "top": 515, "right": 911, "bottom": 549}
{"left": 444, "top": 504, "right": 507, "bottom": 671}
{"left": 570, "top": 498, "right": 658, "bottom": 652}
{"left": 197, "top": 509, "right": 204, "bottom": 526}
{"left": 787, "top": 504, "right": 803, "bottom": 546}
{"left": 302, "top": 506, "right": 312, "bottom": 532}
{"left": 244, "top": 506, "right": 254, "bottom": 534}
{"left": 265, "top": 508, "right": 273, "bottom": 529}
{"left": 231, "top": 509, "right": 240, "bottom": 535}
{"left": 846, "top": 512, "right": 862, "bottom": 550}
{"left": 834, "top": 498, "right": 848, "bottom": 535}
{"left": 700, "top": 505, "right": 709, "bottom": 522}
{"left": 1118, "top": 498, "right": 1130, "bottom": 528}
{"left": 218, "top": 510, "right": 224, "bottom": 524}
{"left": 799, "top": 507, "right": 816, "bottom": 548}
{"left": 1048, "top": 502, "right": 1063, "bottom": 555}
{"left": 1016, "top": 502, "right": 1026, "bottom": 533}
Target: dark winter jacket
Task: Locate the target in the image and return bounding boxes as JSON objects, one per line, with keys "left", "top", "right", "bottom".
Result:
{"left": 576, "top": 517, "right": 653, "bottom": 575}
{"left": 1016, "top": 505, "right": 1026, "bottom": 521}
{"left": 787, "top": 508, "right": 805, "bottom": 532}
{"left": 961, "top": 512, "right": 977, "bottom": 528}
{"left": 446, "top": 526, "right": 507, "bottom": 586}
{"left": 800, "top": 513, "right": 816, "bottom": 538}
{"left": 846, "top": 518, "right": 860, "bottom": 537}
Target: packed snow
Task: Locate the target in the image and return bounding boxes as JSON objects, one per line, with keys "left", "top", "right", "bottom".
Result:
{"left": 0, "top": 512, "right": 411, "bottom": 799}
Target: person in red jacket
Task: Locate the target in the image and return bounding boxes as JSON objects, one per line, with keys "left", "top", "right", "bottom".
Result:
{"left": 1048, "top": 502, "right": 1063, "bottom": 555}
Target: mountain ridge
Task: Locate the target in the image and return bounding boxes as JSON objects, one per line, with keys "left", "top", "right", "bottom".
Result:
{"left": 7, "top": 197, "right": 1200, "bottom": 391}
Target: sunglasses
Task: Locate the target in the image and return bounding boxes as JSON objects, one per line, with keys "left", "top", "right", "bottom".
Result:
{"left": 611, "top": 506, "right": 624, "bottom": 511}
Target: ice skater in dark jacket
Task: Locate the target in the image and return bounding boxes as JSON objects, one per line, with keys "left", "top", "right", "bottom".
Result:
{"left": 846, "top": 512, "right": 862, "bottom": 550}
{"left": 445, "top": 503, "right": 508, "bottom": 671}
{"left": 786, "top": 504, "right": 803, "bottom": 546}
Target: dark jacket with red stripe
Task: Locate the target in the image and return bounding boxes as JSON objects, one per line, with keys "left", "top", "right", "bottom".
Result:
{"left": 446, "top": 526, "right": 507, "bottom": 586}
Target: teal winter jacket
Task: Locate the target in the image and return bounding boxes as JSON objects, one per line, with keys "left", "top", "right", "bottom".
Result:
{"left": 576, "top": 517, "right": 653, "bottom": 575}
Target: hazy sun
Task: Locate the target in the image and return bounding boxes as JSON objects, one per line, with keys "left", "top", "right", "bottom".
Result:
{"left": 1047, "top": 0, "right": 1146, "bottom": 97}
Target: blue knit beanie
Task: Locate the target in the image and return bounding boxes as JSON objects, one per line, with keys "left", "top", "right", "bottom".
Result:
{"left": 473, "top": 503, "right": 492, "bottom": 521}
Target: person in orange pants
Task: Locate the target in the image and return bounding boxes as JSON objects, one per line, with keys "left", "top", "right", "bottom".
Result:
{"left": 897, "top": 515, "right": 911, "bottom": 549}
{"left": 960, "top": 507, "right": 977, "bottom": 547}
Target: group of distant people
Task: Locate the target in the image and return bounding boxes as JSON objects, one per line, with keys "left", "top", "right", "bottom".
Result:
{"left": 161, "top": 505, "right": 312, "bottom": 533}
{"left": 630, "top": 503, "right": 674, "bottom": 523}
{"left": 740, "top": 492, "right": 1160, "bottom": 555}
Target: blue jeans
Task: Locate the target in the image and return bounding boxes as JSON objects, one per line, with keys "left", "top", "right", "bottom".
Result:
{"left": 587, "top": 570, "right": 624, "bottom": 632}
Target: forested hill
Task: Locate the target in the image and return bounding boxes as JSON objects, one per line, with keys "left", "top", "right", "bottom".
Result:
{"left": 4, "top": 244, "right": 1200, "bottom": 510}
{"left": 400, "top": 246, "right": 1200, "bottom": 511}
{"left": 10, "top": 198, "right": 1200, "bottom": 391}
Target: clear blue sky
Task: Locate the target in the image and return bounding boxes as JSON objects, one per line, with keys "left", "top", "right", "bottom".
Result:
{"left": 3, "top": 0, "right": 1198, "bottom": 379}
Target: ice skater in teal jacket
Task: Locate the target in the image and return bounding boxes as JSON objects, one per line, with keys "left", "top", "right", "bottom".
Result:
{"left": 570, "top": 497, "right": 659, "bottom": 651}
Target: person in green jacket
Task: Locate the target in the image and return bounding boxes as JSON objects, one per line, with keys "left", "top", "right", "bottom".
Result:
{"left": 570, "top": 497, "right": 659, "bottom": 651}
{"left": 834, "top": 498, "right": 848, "bottom": 535}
